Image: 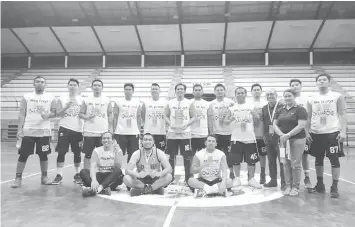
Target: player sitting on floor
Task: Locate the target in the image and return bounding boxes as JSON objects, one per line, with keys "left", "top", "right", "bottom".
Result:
{"left": 123, "top": 133, "right": 172, "bottom": 196}
{"left": 188, "top": 135, "right": 233, "bottom": 198}
{"left": 80, "top": 132, "right": 124, "bottom": 197}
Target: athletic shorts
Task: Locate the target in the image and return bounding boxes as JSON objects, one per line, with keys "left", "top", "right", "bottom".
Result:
{"left": 114, "top": 134, "right": 139, "bottom": 156}
{"left": 137, "top": 175, "right": 159, "bottom": 185}
{"left": 309, "top": 132, "right": 345, "bottom": 159}
{"left": 256, "top": 139, "right": 267, "bottom": 156}
{"left": 230, "top": 141, "right": 259, "bottom": 165}
{"left": 215, "top": 134, "right": 231, "bottom": 154}
{"left": 197, "top": 177, "right": 222, "bottom": 186}
{"left": 166, "top": 139, "right": 192, "bottom": 157}
{"left": 153, "top": 135, "right": 166, "bottom": 151}
{"left": 82, "top": 136, "right": 102, "bottom": 158}
{"left": 18, "top": 136, "right": 51, "bottom": 156}
{"left": 191, "top": 137, "right": 207, "bottom": 154}
{"left": 56, "top": 127, "right": 83, "bottom": 155}
{"left": 304, "top": 140, "right": 311, "bottom": 155}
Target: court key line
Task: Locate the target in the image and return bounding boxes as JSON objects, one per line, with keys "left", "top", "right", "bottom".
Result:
{"left": 162, "top": 177, "right": 185, "bottom": 227}
{"left": 0, "top": 164, "right": 74, "bottom": 184}
{"left": 309, "top": 168, "right": 355, "bottom": 185}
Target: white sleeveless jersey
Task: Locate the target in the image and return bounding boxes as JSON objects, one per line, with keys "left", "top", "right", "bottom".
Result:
{"left": 83, "top": 95, "right": 110, "bottom": 134}
{"left": 309, "top": 91, "right": 341, "bottom": 134}
{"left": 115, "top": 98, "right": 140, "bottom": 135}
{"left": 251, "top": 99, "right": 267, "bottom": 138}
{"left": 191, "top": 99, "right": 210, "bottom": 137}
{"left": 59, "top": 95, "right": 83, "bottom": 132}
{"left": 143, "top": 98, "right": 167, "bottom": 135}
{"left": 295, "top": 95, "right": 309, "bottom": 112}
{"left": 94, "top": 146, "right": 118, "bottom": 173}
{"left": 136, "top": 148, "right": 163, "bottom": 173}
{"left": 229, "top": 102, "right": 256, "bottom": 143}
{"left": 168, "top": 98, "right": 192, "bottom": 134}
{"left": 209, "top": 98, "right": 234, "bottom": 135}
{"left": 196, "top": 149, "right": 224, "bottom": 181}
{"left": 23, "top": 92, "right": 55, "bottom": 137}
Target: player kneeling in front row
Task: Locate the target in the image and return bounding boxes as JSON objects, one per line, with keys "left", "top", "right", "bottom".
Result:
{"left": 188, "top": 135, "right": 233, "bottom": 198}
{"left": 124, "top": 133, "right": 172, "bottom": 196}
{"left": 81, "top": 132, "right": 124, "bottom": 197}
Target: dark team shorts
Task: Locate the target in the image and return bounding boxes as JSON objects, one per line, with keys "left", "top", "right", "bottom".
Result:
{"left": 153, "top": 134, "right": 167, "bottom": 151}
{"left": 304, "top": 140, "right": 311, "bottom": 155}
{"left": 166, "top": 139, "right": 192, "bottom": 157}
{"left": 256, "top": 139, "right": 267, "bottom": 156}
{"left": 56, "top": 127, "right": 83, "bottom": 154}
{"left": 82, "top": 136, "right": 102, "bottom": 158}
{"left": 230, "top": 141, "right": 260, "bottom": 165}
{"left": 114, "top": 134, "right": 139, "bottom": 156}
{"left": 309, "top": 131, "right": 345, "bottom": 159}
{"left": 137, "top": 175, "right": 159, "bottom": 185}
{"left": 215, "top": 134, "right": 231, "bottom": 154}
{"left": 197, "top": 177, "right": 222, "bottom": 186}
{"left": 191, "top": 137, "right": 207, "bottom": 154}
{"left": 19, "top": 136, "right": 51, "bottom": 156}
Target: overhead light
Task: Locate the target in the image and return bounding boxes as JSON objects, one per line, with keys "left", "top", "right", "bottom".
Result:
{"left": 197, "top": 28, "right": 210, "bottom": 31}
{"left": 27, "top": 32, "right": 39, "bottom": 35}
{"left": 225, "top": 13, "right": 230, "bottom": 17}
{"left": 72, "top": 19, "right": 79, "bottom": 22}
{"left": 242, "top": 26, "right": 257, "bottom": 29}
{"left": 289, "top": 24, "right": 305, "bottom": 28}
{"left": 152, "top": 29, "right": 165, "bottom": 32}
{"left": 121, "top": 16, "right": 127, "bottom": 20}
{"left": 173, "top": 15, "right": 179, "bottom": 19}
{"left": 110, "top": 29, "right": 121, "bottom": 32}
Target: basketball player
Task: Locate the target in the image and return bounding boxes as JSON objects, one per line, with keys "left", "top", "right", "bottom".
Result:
{"left": 123, "top": 133, "right": 172, "bottom": 196}
{"left": 306, "top": 74, "right": 347, "bottom": 198}
{"left": 226, "top": 87, "right": 262, "bottom": 189}
{"left": 52, "top": 78, "right": 83, "bottom": 184}
{"left": 188, "top": 135, "right": 233, "bottom": 197}
{"left": 290, "top": 79, "right": 312, "bottom": 189}
{"left": 208, "top": 83, "right": 234, "bottom": 178}
{"left": 113, "top": 83, "right": 141, "bottom": 163}
{"left": 11, "top": 76, "right": 57, "bottom": 188}
{"left": 251, "top": 83, "right": 268, "bottom": 184}
{"left": 79, "top": 79, "right": 113, "bottom": 170}
{"left": 141, "top": 83, "right": 167, "bottom": 151}
{"left": 81, "top": 132, "right": 124, "bottom": 197}
{"left": 164, "top": 83, "right": 196, "bottom": 184}
{"left": 191, "top": 84, "right": 210, "bottom": 154}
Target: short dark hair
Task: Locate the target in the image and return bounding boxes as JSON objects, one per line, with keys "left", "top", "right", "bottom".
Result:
{"left": 124, "top": 83, "right": 134, "bottom": 90}
{"left": 251, "top": 83, "right": 262, "bottom": 91}
{"left": 143, "top": 133, "right": 154, "bottom": 141}
{"left": 214, "top": 83, "right": 225, "bottom": 91}
{"left": 175, "top": 83, "right": 186, "bottom": 91}
{"left": 289, "top": 79, "right": 302, "bottom": 87}
{"left": 235, "top": 86, "right": 247, "bottom": 95}
{"left": 101, "top": 131, "right": 113, "bottom": 139}
{"left": 151, "top": 83, "right": 160, "bottom": 88}
{"left": 92, "top": 79, "right": 103, "bottom": 87}
{"left": 68, "top": 78, "right": 79, "bottom": 86}
{"left": 33, "top": 76, "right": 46, "bottom": 82}
{"left": 283, "top": 88, "right": 297, "bottom": 97}
{"left": 206, "top": 134, "right": 217, "bottom": 141}
{"left": 316, "top": 73, "right": 331, "bottom": 82}
{"left": 193, "top": 83, "right": 203, "bottom": 91}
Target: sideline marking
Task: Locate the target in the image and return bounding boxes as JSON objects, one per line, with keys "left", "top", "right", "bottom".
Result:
{"left": 1, "top": 164, "right": 74, "bottom": 184}
{"left": 310, "top": 168, "right": 355, "bottom": 185}
{"left": 162, "top": 177, "right": 184, "bottom": 227}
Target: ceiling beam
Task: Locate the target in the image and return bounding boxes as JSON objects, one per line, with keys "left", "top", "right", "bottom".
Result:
{"left": 265, "top": 1, "right": 282, "bottom": 52}
{"left": 9, "top": 28, "right": 31, "bottom": 55}
{"left": 222, "top": 2, "right": 230, "bottom": 54}
{"left": 314, "top": 2, "right": 323, "bottom": 19}
{"left": 309, "top": 2, "right": 335, "bottom": 52}
{"left": 49, "top": 27, "right": 68, "bottom": 55}
{"left": 177, "top": 1, "right": 184, "bottom": 54}
{"left": 127, "top": 1, "right": 145, "bottom": 55}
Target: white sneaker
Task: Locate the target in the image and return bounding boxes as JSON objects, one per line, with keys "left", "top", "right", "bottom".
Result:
{"left": 194, "top": 189, "right": 207, "bottom": 198}
{"left": 248, "top": 178, "right": 263, "bottom": 189}
{"left": 232, "top": 177, "right": 242, "bottom": 188}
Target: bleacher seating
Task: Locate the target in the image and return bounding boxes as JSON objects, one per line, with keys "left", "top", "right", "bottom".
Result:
{"left": 180, "top": 68, "right": 224, "bottom": 94}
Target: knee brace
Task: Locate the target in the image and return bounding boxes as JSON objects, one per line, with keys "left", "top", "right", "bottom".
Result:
{"left": 57, "top": 152, "right": 66, "bottom": 163}
{"left": 329, "top": 156, "right": 340, "bottom": 168}
{"left": 37, "top": 153, "right": 48, "bottom": 162}
{"left": 18, "top": 153, "right": 30, "bottom": 163}
{"left": 85, "top": 153, "right": 91, "bottom": 159}
{"left": 315, "top": 156, "right": 324, "bottom": 167}
{"left": 73, "top": 153, "right": 81, "bottom": 164}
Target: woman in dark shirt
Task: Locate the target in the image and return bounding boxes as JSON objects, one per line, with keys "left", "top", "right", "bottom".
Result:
{"left": 273, "top": 89, "right": 308, "bottom": 196}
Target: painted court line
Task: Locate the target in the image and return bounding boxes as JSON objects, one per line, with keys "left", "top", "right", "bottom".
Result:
{"left": 310, "top": 168, "right": 355, "bottom": 185}
{"left": 162, "top": 177, "right": 185, "bottom": 227}
{"left": 1, "top": 164, "right": 74, "bottom": 184}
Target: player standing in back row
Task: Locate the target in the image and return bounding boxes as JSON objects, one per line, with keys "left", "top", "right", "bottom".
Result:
{"left": 306, "top": 74, "right": 347, "bottom": 198}
{"left": 12, "top": 76, "right": 57, "bottom": 188}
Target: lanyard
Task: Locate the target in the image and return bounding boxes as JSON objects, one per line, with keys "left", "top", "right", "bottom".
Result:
{"left": 268, "top": 101, "right": 279, "bottom": 123}
{"left": 144, "top": 149, "right": 153, "bottom": 163}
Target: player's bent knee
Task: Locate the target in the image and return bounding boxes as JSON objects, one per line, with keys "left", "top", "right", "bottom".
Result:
{"left": 226, "top": 178, "right": 233, "bottom": 189}
{"left": 315, "top": 157, "right": 324, "bottom": 167}
{"left": 329, "top": 156, "right": 340, "bottom": 168}
{"left": 164, "top": 173, "right": 173, "bottom": 183}
{"left": 123, "top": 175, "right": 134, "bottom": 186}
{"left": 73, "top": 153, "right": 81, "bottom": 164}
{"left": 37, "top": 153, "right": 48, "bottom": 161}
{"left": 18, "top": 153, "right": 30, "bottom": 163}
{"left": 57, "top": 152, "right": 66, "bottom": 163}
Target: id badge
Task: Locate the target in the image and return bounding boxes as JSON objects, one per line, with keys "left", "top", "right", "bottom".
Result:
{"left": 320, "top": 116, "right": 327, "bottom": 125}
{"left": 127, "top": 118, "right": 132, "bottom": 128}
{"left": 175, "top": 109, "right": 183, "bottom": 125}
{"left": 269, "top": 125, "right": 274, "bottom": 134}
{"left": 241, "top": 122, "right": 246, "bottom": 132}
